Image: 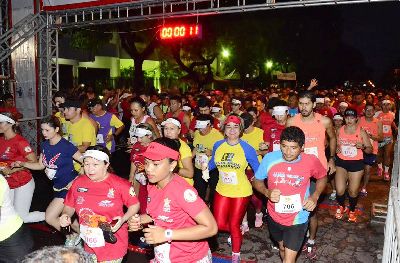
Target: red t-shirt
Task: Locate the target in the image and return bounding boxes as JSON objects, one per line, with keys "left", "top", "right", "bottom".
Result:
{"left": 130, "top": 142, "right": 148, "bottom": 214}
{"left": 0, "top": 134, "right": 33, "bottom": 189}
{"left": 165, "top": 111, "right": 189, "bottom": 136}
{"left": 316, "top": 107, "right": 333, "bottom": 119}
{"left": 147, "top": 175, "right": 209, "bottom": 262}
{"left": 64, "top": 173, "right": 139, "bottom": 261}
{"left": 120, "top": 99, "right": 132, "bottom": 121}
{"left": 259, "top": 111, "right": 276, "bottom": 138}
{"left": 263, "top": 121, "right": 285, "bottom": 152}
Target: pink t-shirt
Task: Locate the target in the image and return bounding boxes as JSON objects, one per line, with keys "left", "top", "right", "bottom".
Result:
{"left": 147, "top": 175, "right": 209, "bottom": 262}
{"left": 377, "top": 112, "right": 395, "bottom": 137}
{"left": 64, "top": 173, "right": 139, "bottom": 261}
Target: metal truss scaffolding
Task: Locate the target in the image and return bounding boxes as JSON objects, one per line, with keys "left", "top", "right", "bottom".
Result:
{"left": 46, "top": 0, "right": 397, "bottom": 29}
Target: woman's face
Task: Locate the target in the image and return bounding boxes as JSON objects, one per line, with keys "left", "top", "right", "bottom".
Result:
{"left": 145, "top": 158, "right": 177, "bottom": 184}
{"left": 138, "top": 135, "right": 152, "bottom": 145}
{"left": 163, "top": 123, "right": 180, "bottom": 139}
{"left": 344, "top": 116, "right": 357, "bottom": 125}
{"left": 83, "top": 157, "right": 109, "bottom": 182}
{"left": 333, "top": 119, "right": 343, "bottom": 128}
{"left": 0, "top": 122, "right": 12, "bottom": 134}
{"left": 224, "top": 122, "right": 241, "bottom": 140}
{"left": 130, "top": 102, "right": 145, "bottom": 119}
{"left": 41, "top": 123, "right": 59, "bottom": 140}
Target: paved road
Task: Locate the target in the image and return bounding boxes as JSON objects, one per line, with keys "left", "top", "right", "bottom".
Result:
{"left": 29, "top": 170, "right": 388, "bottom": 262}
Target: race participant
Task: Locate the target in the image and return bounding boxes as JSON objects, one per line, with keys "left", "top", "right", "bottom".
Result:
{"left": 165, "top": 95, "right": 191, "bottom": 140}
{"left": 207, "top": 114, "right": 260, "bottom": 262}
{"left": 329, "top": 113, "right": 344, "bottom": 200}
{"left": 189, "top": 97, "right": 220, "bottom": 134}
{"left": 53, "top": 91, "right": 69, "bottom": 137}
{"left": 128, "top": 97, "right": 160, "bottom": 146}
{"left": 88, "top": 98, "right": 125, "bottom": 153}
{"left": 59, "top": 146, "right": 140, "bottom": 262}
{"left": 128, "top": 138, "right": 218, "bottom": 263}
{"left": 359, "top": 103, "right": 383, "bottom": 195}
{"left": 240, "top": 113, "right": 268, "bottom": 230}
{"left": 0, "top": 174, "right": 33, "bottom": 262}
{"left": 162, "top": 117, "right": 194, "bottom": 185}
{"left": 211, "top": 104, "right": 225, "bottom": 129}
{"left": 0, "top": 113, "right": 45, "bottom": 223}
{"left": 287, "top": 93, "right": 299, "bottom": 117}
{"left": 129, "top": 123, "right": 157, "bottom": 214}
{"left": 253, "top": 126, "right": 327, "bottom": 263}
{"left": 265, "top": 105, "right": 289, "bottom": 152}
{"left": 0, "top": 93, "right": 23, "bottom": 119}
{"left": 192, "top": 114, "right": 224, "bottom": 205}
{"left": 376, "top": 99, "right": 397, "bottom": 181}
{"left": 351, "top": 91, "right": 366, "bottom": 117}
{"left": 139, "top": 91, "right": 164, "bottom": 126}
{"left": 230, "top": 98, "right": 244, "bottom": 116}
{"left": 286, "top": 90, "right": 336, "bottom": 260}
{"left": 335, "top": 109, "right": 372, "bottom": 222}
{"left": 11, "top": 116, "right": 83, "bottom": 246}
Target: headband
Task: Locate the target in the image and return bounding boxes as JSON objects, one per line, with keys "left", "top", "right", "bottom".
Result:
{"left": 134, "top": 127, "right": 152, "bottom": 137}
{"left": 211, "top": 107, "right": 221, "bottom": 113}
{"left": 272, "top": 106, "right": 289, "bottom": 116}
{"left": 315, "top": 98, "right": 325, "bottom": 103}
{"left": 195, "top": 120, "right": 210, "bottom": 129}
{"left": 161, "top": 118, "right": 181, "bottom": 128}
{"left": 333, "top": 114, "right": 343, "bottom": 120}
{"left": 231, "top": 99, "right": 241, "bottom": 105}
{"left": 83, "top": 150, "right": 110, "bottom": 163}
{"left": 0, "top": 114, "right": 15, "bottom": 124}
{"left": 182, "top": 106, "right": 191, "bottom": 111}
{"left": 339, "top": 102, "right": 349, "bottom": 107}
{"left": 382, "top": 100, "right": 392, "bottom": 104}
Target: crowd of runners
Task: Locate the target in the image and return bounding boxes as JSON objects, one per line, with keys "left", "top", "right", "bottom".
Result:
{"left": 0, "top": 79, "right": 397, "bottom": 263}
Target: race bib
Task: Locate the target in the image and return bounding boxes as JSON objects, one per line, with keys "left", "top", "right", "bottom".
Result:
{"left": 220, "top": 171, "right": 238, "bottom": 185}
{"left": 383, "top": 125, "right": 391, "bottom": 134}
{"left": 135, "top": 172, "right": 147, "bottom": 185}
{"left": 195, "top": 153, "right": 209, "bottom": 170}
{"left": 96, "top": 134, "right": 104, "bottom": 144}
{"left": 45, "top": 167, "right": 57, "bottom": 180}
{"left": 304, "top": 147, "right": 318, "bottom": 157}
{"left": 272, "top": 143, "right": 280, "bottom": 152}
{"left": 341, "top": 145, "right": 357, "bottom": 158}
{"left": 275, "top": 194, "right": 302, "bottom": 214}
{"left": 154, "top": 243, "right": 171, "bottom": 263}
{"left": 79, "top": 225, "right": 105, "bottom": 248}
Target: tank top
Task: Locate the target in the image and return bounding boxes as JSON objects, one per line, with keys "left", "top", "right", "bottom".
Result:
{"left": 129, "top": 115, "right": 150, "bottom": 144}
{"left": 337, "top": 125, "right": 363, "bottom": 161}
{"left": 291, "top": 113, "right": 327, "bottom": 168}
{"left": 377, "top": 112, "right": 394, "bottom": 137}
{"left": 359, "top": 117, "right": 379, "bottom": 155}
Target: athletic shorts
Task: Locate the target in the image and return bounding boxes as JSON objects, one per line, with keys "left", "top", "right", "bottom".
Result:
{"left": 379, "top": 137, "right": 393, "bottom": 148}
{"left": 335, "top": 156, "right": 364, "bottom": 172}
{"left": 266, "top": 214, "right": 308, "bottom": 252}
{"left": 363, "top": 153, "right": 377, "bottom": 166}
{"left": 54, "top": 189, "right": 68, "bottom": 199}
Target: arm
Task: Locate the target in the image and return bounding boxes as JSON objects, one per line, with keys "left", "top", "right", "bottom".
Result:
{"left": 72, "top": 151, "right": 83, "bottom": 163}
{"left": 307, "top": 78, "right": 318, "bottom": 91}
{"left": 78, "top": 142, "right": 91, "bottom": 153}
{"left": 152, "top": 105, "right": 164, "bottom": 124}
{"left": 182, "top": 112, "right": 191, "bottom": 131}
{"left": 358, "top": 129, "right": 373, "bottom": 154}
{"left": 146, "top": 117, "right": 161, "bottom": 138}
{"left": 324, "top": 117, "right": 337, "bottom": 174}
{"left": 376, "top": 121, "right": 384, "bottom": 142}
{"left": 18, "top": 153, "right": 45, "bottom": 170}
{"left": 112, "top": 202, "right": 140, "bottom": 232}
{"left": 59, "top": 205, "right": 76, "bottom": 227}
{"left": 303, "top": 175, "right": 327, "bottom": 211}
{"left": 253, "top": 179, "right": 281, "bottom": 202}
{"left": 3, "top": 152, "right": 37, "bottom": 176}
{"left": 179, "top": 157, "right": 194, "bottom": 179}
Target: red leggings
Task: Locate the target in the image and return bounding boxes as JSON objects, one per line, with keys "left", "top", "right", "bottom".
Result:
{"left": 213, "top": 192, "right": 250, "bottom": 253}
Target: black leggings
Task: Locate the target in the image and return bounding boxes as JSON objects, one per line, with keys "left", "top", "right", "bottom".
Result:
{"left": 193, "top": 167, "right": 219, "bottom": 208}
{"left": 0, "top": 225, "right": 33, "bottom": 262}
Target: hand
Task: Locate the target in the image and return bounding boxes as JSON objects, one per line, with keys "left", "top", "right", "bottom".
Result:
{"left": 128, "top": 214, "right": 141, "bottom": 232}
{"left": 202, "top": 169, "right": 210, "bottom": 182}
{"left": 10, "top": 161, "right": 24, "bottom": 168}
{"left": 59, "top": 214, "right": 72, "bottom": 227}
{"left": 106, "top": 134, "right": 113, "bottom": 143}
{"left": 327, "top": 158, "right": 336, "bottom": 175}
{"left": 111, "top": 216, "right": 124, "bottom": 233}
{"left": 143, "top": 225, "right": 167, "bottom": 245}
{"left": 2, "top": 167, "right": 12, "bottom": 177}
{"left": 267, "top": 189, "right": 281, "bottom": 203}
{"left": 303, "top": 196, "right": 318, "bottom": 211}
{"left": 308, "top": 78, "right": 318, "bottom": 90}
{"left": 355, "top": 142, "right": 364, "bottom": 149}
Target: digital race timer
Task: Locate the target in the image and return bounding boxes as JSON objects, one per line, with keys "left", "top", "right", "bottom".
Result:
{"left": 159, "top": 24, "right": 202, "bottom": 40}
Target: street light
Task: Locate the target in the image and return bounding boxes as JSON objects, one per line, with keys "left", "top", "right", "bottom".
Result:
{"left": 222, "top": 48, "right": 230, "bottom": 58}
{"left": 265, "top": 60, "right": 273, "bottom": 69}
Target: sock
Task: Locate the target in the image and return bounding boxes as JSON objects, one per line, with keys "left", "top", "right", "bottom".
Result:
{"left": 349, "top": 196, "right": 358, "bottom": 212}
{"left": 378, "top": 163, "right": 383, "bottom": 169}
{"left": 307, "top": 239, "right": 315, "bottom": 245}
{"left": 256, "top": 212, "right": 263, "bottom": 216}
{"left": 336, "top": 194, "right": 346, "bottom": 207}
{"left": 384, "top": 166, "right": 390, "bottom": 172}
{"left": 232, "top": 252, "right": 241, "bottom": 257}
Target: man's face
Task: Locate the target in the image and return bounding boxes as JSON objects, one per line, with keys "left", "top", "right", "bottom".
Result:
{"left": 199, "top": 106, "right": 210, "bottom": 115}
{"left": 354, "top": 94, "right": 364, "bottom": 105}
{"left": 63, "top": 107, "right": 80, "bottom": 120}
{"left": 54, "top": 97, "right": 65, "bottom": 108}
{"left": 364, "top": 106, "right": 375, "bottom": 118}
{"left": 169, "top": 99, "right": 181, "bottom": 112}
{"left": 298, "top": 97, "right": 314, "bottom": 117}
{"left": 280, "top": 140, "right": 303, "bottom": 162}
{"left": 89, "top": 104, "right": 102, "bottom": 115}
{"left": 288, "top": 96, "right": 298, "bottom": 108}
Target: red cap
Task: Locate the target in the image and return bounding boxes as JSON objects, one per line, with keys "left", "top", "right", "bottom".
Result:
{"left": 224, "top": 115, "right": 242, "bottom": 125}
{"left": 141, "top": 142, "right": 180, "bottom": 161}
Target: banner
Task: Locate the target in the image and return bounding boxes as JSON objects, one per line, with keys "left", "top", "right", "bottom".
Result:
{"left": 276, "top": 72, "right": 296, "bottom": 81}
{"left": 41, "top": 0, "right": 135, "bottom": 11}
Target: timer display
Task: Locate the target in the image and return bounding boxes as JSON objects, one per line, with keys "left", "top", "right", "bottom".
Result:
{"left": 159, "top": 24, "right": 202, "bottom": 40}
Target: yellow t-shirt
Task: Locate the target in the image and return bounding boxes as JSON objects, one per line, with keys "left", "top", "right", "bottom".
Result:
{"left": 106, "top": 114, "right": 124, "bottom": 151}
{"left": 55, "top": 111, "right": 70, "bottom": 139}
{"left": 178, "top": 139, "right": 194, "bottom": 186}
{"left": 193, "top": 128, "right": 224, "bottom": 169}
{"left": 241, "top": 127, "right": 264, "bottom": 162}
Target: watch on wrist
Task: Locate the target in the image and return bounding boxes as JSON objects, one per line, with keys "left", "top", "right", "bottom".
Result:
{"left": 165, "top": 229, "right": 173, "bottom": 243}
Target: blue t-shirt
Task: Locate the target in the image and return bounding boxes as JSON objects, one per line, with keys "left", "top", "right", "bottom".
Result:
{"left": 41, "top": 138, "right": 79, "bottom": 190}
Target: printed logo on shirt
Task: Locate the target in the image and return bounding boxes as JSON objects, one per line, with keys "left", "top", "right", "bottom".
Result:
{"left": 24, "top": 146, "right": 32, "bottom": 153}
{"left": 157, "top": 215, "right": 173, "bottom": 223}
{"left": 183, "top": 189, "right": 197, "bottom": 203}
{"left": 129, "top": 186, "right": 136, "bottom": 197}
{"left": 147, "top": 197, "right": 151, "bottom": 203}
{"left": 216, "top": 153, "right": 240, "bottom": 169}
{"left": 77, "top": 196, "right": 85, "bottom": 205}
{"left": 163, "top": 198, "right": 171, "bottom": 213}
{"left": 98, "top": 200, "right": 114, "bottom": 207}
{"left": 221, "top": 153, "right": 234, "bottom": 162}
{"left": 77, "top": 187, "right": 88, "bottom": 192}
{"left": 107, "top": 188, "right": 115, "bottom": 198}
{"left": 272, "top": 172, "right": 305, "bottom": 188}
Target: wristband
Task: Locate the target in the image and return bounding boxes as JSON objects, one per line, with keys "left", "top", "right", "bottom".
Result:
{"left": 165, "top": 229, "right": 173, "bottom": 243}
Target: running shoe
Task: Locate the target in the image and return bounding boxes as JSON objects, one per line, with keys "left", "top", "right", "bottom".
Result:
{"left": 255, "top": 212, "right": 263, "bottom": 228}
{"left": 240, "top": 222, "right": 249, "bottom": 234}
{"left": 348, "top": 211, "right": 357, "bottom": 223}
{"left": 384, "top": 171, "right": 390, "bottom": 181}
{"left": 305, "top": 243, "right": 317, "bottom": 260}
{"left": 377, "top": 167, "right": 383, "bottom": 177}
{"left": 360, "top": 188, "right": 367, "bottom": 197}
{"left": 65, "top": 233, "right": 81, "bottom": 247}
{"left": 329, "top": 191, "right": 336, "bottom": 201}
{"left": 232, "top": 252, "right": 241, "bottom": 263}
{"left": 335, "top": 205, "right": 348, "bottom": 220}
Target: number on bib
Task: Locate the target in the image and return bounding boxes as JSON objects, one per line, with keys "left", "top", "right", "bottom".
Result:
{"left": 275, "top": 194, "right": 302, "bottom": 214}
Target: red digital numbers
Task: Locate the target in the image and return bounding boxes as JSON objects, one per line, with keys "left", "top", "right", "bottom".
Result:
{"left": 160, "top": 24, "right": 202, "bottom": 40}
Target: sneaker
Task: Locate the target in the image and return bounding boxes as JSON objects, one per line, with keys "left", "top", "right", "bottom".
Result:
{"left": 377, "top": 167, "right": 383, "bottom": 177}
{"left": 227, "top": 236, "right": 232, "bottom": 247}
{"left": 255, "top": 212, "right": 263, "bottom": 228}
{"left": 232, "top": 252, "right": 241, "bottom": 263}
{"left": 335, "top": 205, "right": 348, "bottom": 220}
{"left": 305, "top": 243, "right": 317, "bottom": 260}
{"left": 240, "top": 222, "right": 249, "bottom": 234}
{"left": 384, "top": 172, "right": 390, "bottom": 181}
{"left": 65, "top": 233, "right": 81, "bottom": 247}
{"left": 329, "top": 191, "right": 336, "bottom": 200}
{"left": 348, "top": 211, "right": 357, "bottom": 223}
{"left": 360, "top": 188, "right": 367, "bottom": 197}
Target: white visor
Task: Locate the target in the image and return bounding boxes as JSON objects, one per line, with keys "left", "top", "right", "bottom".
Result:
{"left": 83, "top": 150, "right": 109, "bottom": 163}
{"left": 272, "top": 106, "right": 288, "bottom": 116}
{"left": 0, "top": 114, "right": 15, "bottom": 124}
{"left": 316, "top": 98, "right": 324, "bottom": 103}
{"left": 325, "top": 97, "right": 331, "bottom": 102}
{"left": 232, "top": 99, "right": 241, "bottom": 105}
{"left": 333, "top": 115, "right": 343, "bottom": 120}
{"left": 134, "top": 127, "right": 152, "bottom": 137}
{"left": 182, "top": 105, "right": 191, "bottom": 111}
{"left": 195, "top": 120, "right": 210, "bottom": 129}
{"left": 161, "top": 118, "right": 181, "bottom": 128}
{"left": 211, "top": 107, "right": 221, "bottom": 113}
{"left": 339, "top": 102, "right": 349, "bottom": 108}
{"left": 382, "top": 100, "right": 391, "bottom": 104}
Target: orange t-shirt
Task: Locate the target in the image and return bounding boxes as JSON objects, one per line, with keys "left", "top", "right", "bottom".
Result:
{"left": 376, "top": 112, "right": 395, "bottom": 137}
{"left": 337, "top": 126, "right": 364, "bottom": 161}
{"left": 359, "top": 117, "right": 380, "bottom": 154}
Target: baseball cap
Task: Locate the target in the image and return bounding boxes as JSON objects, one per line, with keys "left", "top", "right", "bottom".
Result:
{"left": 344, "top": 108, "right": 357, "bottom": 117}
{"left": 224, "top": 115, "right": 242, "bottom": 125}
{"left": 140, "top": 142, "right": 180, "bottom": 161}
{"left": 60, "top": 100, "right": 81, "bottom": 108}
{"left": 87, "top": 98, "right": 103, "bottom": 109}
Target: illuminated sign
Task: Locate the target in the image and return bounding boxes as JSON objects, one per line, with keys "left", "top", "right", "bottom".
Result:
{"left": 159, "top": 24, "right": 202, "bottom": 40}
